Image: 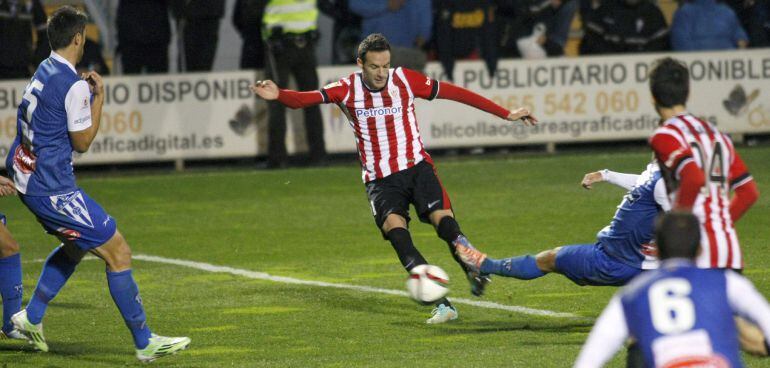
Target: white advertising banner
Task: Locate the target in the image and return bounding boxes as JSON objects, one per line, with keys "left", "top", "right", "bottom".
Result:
{"left": 0, "top": 71, "right": 259, "bottom": 167}
{"left": 318, "top": 49, "right": 770, "bottom": 152}
{"left": 1, "top": 50, "right": 768, "bottom": 166}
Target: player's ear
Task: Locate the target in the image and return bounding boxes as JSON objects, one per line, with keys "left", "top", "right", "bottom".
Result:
{"left": 356, "top": 58, "right": 363, "bottom": 68}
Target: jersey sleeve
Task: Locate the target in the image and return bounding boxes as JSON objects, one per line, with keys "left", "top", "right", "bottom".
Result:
{"left": 726, "top": 271, "right": 770, "bottom": 342}
{"left": 400, "top": 68, "right": 439, "bottom": 100}
{"left": 602, "top": 170, "right": 639, "bottom": 191}
{"left": 649, "top": 128, "right": 694, "bottom": 177}
{"left": 574, "top": 295, "right": 629, "bottom": 368}
{"left": 728, "top": 151, "right": 753, "bottom": 190}
{"left": 320, "top": 78, "right": 351, "bottom": 104}
{"left": 65, "top": 80, "right": 92, "bottom": 132}
{"left": 654, "top": 179, "right": 672, "bottom": 211}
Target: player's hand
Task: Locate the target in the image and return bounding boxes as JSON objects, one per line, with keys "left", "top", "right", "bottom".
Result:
{"left": 250, "top": 80, "right": 279, "bottom": 101}
{"left": 82, "top": 71, "right": 104, "bottom": 96}
{"left": 507, "top": 108, "right": 537, "bottom": 126}
{"left": 581, "top": 171, "right": 604, "bottom": 190}
{"left": 0, "top": 176, "right": 16, "bottom": 197}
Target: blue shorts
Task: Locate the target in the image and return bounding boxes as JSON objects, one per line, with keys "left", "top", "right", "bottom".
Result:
{"left": 0, "top": 212, "right": 5, "bottom": 225}
{"left": 20, "top": 189, "right": 117, "bottom": 250}
{"left": 554, "top": 243, "right": 641, "bottom": 286}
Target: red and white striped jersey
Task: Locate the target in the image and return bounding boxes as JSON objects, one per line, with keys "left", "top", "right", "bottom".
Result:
{"left": 320, "top": 67, "right": 439, "bottom": 182}
{"left": 650, "top": 113, "right": 753, "bottom": 269}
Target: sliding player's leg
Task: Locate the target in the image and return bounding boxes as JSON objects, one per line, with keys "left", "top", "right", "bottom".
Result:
{"left": 457, "top": 243, "right": 640, "bottom": 286}
{"left": 0, "top": 215, "right": 24, "bottom": 340}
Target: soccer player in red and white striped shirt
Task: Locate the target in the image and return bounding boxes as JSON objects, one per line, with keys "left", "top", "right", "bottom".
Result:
{"left": 251, "top": 33, "right": 536, "bottom": 323}
{"left": 648, "top": 57, "right": 759, "bottom": 271}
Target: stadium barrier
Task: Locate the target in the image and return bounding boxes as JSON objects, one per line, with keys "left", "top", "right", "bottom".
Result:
{"left": 0, "top": 49, "right": 768, "bottom": 167}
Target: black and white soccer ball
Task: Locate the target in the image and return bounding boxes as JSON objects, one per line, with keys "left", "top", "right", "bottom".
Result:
{"left": 406, "top": 264, "right": 449, "bottom": 304}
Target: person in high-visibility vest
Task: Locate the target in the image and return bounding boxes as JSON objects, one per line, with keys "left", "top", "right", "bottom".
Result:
{"left": 262, "top": 0, "right": 326, "bottom": 168}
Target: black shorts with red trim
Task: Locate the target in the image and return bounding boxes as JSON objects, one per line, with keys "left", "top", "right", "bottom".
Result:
{"left": 365, "top": 160, "right": 452, "bottom": 237}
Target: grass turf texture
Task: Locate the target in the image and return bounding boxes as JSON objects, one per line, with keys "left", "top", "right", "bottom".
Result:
{"left": 1, "top": 146, "right": 769, "bottom": 367}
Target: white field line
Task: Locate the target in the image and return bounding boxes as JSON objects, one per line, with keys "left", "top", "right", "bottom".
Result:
{"left": 27, "top": 254, "right": 582, "bottom": 319}
{"left": 132, "top": 254, "right": 580, "bottom": 319}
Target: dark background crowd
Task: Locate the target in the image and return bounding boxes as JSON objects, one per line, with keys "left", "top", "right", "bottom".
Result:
{"left": 1, "top": 0, "right": 768, "bottom": 80}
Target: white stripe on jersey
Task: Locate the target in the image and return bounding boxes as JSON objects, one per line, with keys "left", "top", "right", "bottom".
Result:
{"left": 352, "top": 74, "right": 374, "bottom": 182}
{"left": 370, "top": 90, "right": 391, "bottom": 177}
{"left": 388, "top": 71, "right": 409, "bottom": 171}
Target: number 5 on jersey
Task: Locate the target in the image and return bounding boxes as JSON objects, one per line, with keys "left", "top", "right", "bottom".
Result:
{"left": 20, "top": 79, "right": 45, "bottom": 149}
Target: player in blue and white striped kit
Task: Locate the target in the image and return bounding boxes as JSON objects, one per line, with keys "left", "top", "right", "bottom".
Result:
{"left": 4, "top": 6, "right": 189, "bottom": 361}
{"left": 575, "top": 211, "right": 770, "bottom": 368}
{"left": 456, "top": 162, "right": 669, "bottom": 286}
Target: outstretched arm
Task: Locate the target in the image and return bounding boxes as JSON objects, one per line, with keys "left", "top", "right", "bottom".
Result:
{"left": 400, "top": 68, "right": 536, "bottom": 125}
{"left": 436, "top": 82, "right": 537, "bottom": 125}
{"left": 581, "top": 169, "right": 639, "bottom": 190}
{"left": 250, "top": 80, "right": 324, "bottom": 109}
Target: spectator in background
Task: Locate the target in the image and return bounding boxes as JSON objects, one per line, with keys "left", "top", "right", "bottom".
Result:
{"left": 117, "top": 0, "right": 171, "bottom": 74}
{"left": 0, "top": 0, "right": 47, "bottom": 79}
{"left": 261, "top": 0, "right": 326, "bottom": 168}
{"left": 76, "top": 38, "right": 110, "bottom": 75}
{"left": 171, "top": 0, "right": 225, "bottom": 72}
{"left": 434, "top": 0, "right": 498, "bottom": 80}
{"left": 233, "top": 0, "right": 266, "bottom": 70}
{"left": 349, "top": 0, "right": 431, "bottom": 71}
{"left": 319, "top": 0, "right": 361, "bottom": 64}
{"left": 580, "top": 0, "right": 669, "bottom": 55}
{"left": 497, "top": 0, "right": 578, "bottom": 59}
{"left": 671, "top": 0, "right": 749, "bottom": 51}
{"left": 724, "top": 0, "right": 769, "bottom": 47}
{"left": 761, "top": 0, "right": 770, "bottom": 46}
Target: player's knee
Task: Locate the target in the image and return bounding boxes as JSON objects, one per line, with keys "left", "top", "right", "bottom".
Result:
{"left": 535, "top": 248, "right": 559, "bottom": 272}
{"left": 103, "top": 232, "right": 133, "bottom": 271}
{"left": 382, "top": 214, "right": 407, "bottom": 234}
{"left": 429, "top": 210, "right": 453, "bottom": 228}
{"left": 0, "top": 238, "right": 20, "bottom": 258}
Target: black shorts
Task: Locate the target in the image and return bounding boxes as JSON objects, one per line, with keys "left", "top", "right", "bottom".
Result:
{"left": 365, "top": 160, "right": 452, "bottom": 236}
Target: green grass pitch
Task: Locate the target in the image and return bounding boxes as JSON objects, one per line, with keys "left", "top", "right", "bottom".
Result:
{"left": 1, "top": 146, "right": 769, "bottom": 367}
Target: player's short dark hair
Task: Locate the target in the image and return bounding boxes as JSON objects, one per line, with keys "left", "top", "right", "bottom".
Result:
{"left": 357, "top": 33, "right": 390, "bottom": 63}
{"left": 47, "top": 6, "right": 88, "bottom": 51}
{"left": 649, "top": 57, "right": 689, "bottom": 108}
{"left": 655, "top": 211, "right": 700, "bottom": 260}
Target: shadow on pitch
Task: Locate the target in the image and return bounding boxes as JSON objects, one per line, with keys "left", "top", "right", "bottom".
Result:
{"left": 0, "top": 340, "right": 130, "bottom": 365}
{"left": 389, "top": 318, "right": 595, "bottom": 335}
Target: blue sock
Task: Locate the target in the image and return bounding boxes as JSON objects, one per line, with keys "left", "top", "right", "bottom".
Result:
{"left": 27, "top": 247, "right": 79, "bottom": 324}
{"left": 0, "top": 253, "right": 22, "bottom": 333}
{"left": 480, "top": 255, "right": 546, "bottom": 280}
{"left": 107, "top": 269, "right": 151, "bottom": 349}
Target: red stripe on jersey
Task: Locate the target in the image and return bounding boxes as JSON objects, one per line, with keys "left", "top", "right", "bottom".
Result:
{"left": 379, "top": 86, "right": 400, "bottom": 175}
{"left": 361, "top": 83, "right": 383, "bottom": 179}
{"left": 393, "top": 72, "right": 415, "bottom": 168}
{"left": 701, "top": 193, "right": 719, "bottom": 267}
{"left": 348, "top": 75, "right": 369, "bottom": 182}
